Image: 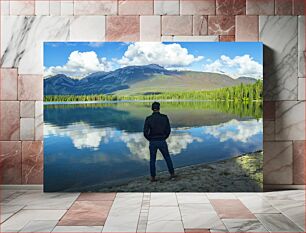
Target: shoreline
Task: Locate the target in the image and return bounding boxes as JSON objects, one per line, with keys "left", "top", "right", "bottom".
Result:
{"left": 78, "top": 151, "right": 263, "bottom": 192}
{"left": 44, "top": 99, "right": 263, "bottom": 105}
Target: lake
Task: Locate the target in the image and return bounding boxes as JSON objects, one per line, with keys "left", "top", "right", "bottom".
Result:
{"left": 44, "top": 101, "right": 263, "bottom": 192}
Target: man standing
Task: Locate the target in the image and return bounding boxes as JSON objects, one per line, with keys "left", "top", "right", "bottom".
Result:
{"left": 143, "top": 102, "right": 176, "bottom": 182}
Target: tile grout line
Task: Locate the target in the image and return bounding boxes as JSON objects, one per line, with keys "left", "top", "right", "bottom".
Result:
{"left": 137, "top": 192, "right": 151, "bottom": 232}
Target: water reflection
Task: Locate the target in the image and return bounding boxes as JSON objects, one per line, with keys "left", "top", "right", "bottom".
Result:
{"left": 120, "top": 132, "right": 203, "bottom": 161}
{"left": 44, "top": 101, "right": 263, "bottom": 191}
{"left": 45, "top": 123, "right": 115, "bottom": 150}
{"left": 203, "top": 119, "right": 263, "bottom": 143}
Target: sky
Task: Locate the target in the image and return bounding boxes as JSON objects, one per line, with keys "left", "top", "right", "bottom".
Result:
{"left": 44, "top": 42, "right": 263, "bottom": 79}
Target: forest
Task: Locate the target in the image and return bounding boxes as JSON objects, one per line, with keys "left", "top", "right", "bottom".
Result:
{"left": 44, "top": 80, "right": 263, "bottom": 102}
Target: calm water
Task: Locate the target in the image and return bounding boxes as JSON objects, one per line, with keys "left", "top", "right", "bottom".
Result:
{"left": 44, "top": 101, "right": 263, "bottom": 192}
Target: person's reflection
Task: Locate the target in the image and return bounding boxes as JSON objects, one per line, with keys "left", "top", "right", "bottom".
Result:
{"left": 143, "top": 102, "right": 176, "bottom": 182}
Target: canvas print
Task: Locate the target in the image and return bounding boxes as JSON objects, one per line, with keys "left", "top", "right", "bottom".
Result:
{"left": 43, "top": 42, "right": 263, "bottom": 192}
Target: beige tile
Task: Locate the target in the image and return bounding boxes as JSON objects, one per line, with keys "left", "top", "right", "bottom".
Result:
{"left": 61, "top": 1, "right": 74, "bottom": 15}
{"left": 263, "top": 141, "right": 293, "bottom": 184}
{"left": 298, "top": 78, "right": 305, "bottom": 100}
{"left": 20, "top": 101, "right": 35, "bottom": 118}
{"left": 119, "top": 0, "right": 153, "bottom": 15}
{"left": 0, "top": 68, "right": 18, "bottom": 100}
{"left": 180, "top": 0, "right": 215, "bottom": 15}
{"left": 275, "top": 101, "right": 305, "bottom": 140}
{"left": 1, "top": 0, "right": 10, "bottom": 15}
{"left": 10, "top": 0, "right": 35, "bottom": 15}
{"left": 53, "top": 226, "right": 103, "bottom": 232}
{"left": 162, "top": 16, "right": 192, "bottom": 36}
{"left": 74, "top": 1, "right": 117, "bottom": 15}
{"left": 70, "top": 16, "right": 106, "bottom": 41}
{"left": 20, "top": 220, "right": 58, "bottom": 232}
{"left": 35, "top": 0, "right": 50, "bottom": 15}
{"left": 140, "top": 16, "right": 161, "bottom": 41}
{"left": 0, "top": 101, "right": 20, "bottom": 140}
{"left": 50, "top": 1, "right": 61, "bottom": 15}
{"left": 20, "top": 118, "right": 35, "bottom": 140}
{"left": 146, "top": 220, "right": 184, "bottom": 233}
{"left": 154, "top": 0, "right": 179, "bottom": 15}
{"left": 148, "top": 206, "right": 181, "bottom": 221}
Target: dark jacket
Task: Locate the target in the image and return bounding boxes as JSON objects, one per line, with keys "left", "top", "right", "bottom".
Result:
{"left": 143, "top": 112, "right": 171, "bottom": 141}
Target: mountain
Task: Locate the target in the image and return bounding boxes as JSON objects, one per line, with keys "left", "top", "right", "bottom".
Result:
{"left": 236, "top": 76, "right": 258, "bottom": 84}
{"left": 44, "top": 64, "right": 259, "bottom": 96}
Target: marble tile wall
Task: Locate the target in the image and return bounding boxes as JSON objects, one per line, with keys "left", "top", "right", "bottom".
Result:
{"left": 0, "top": 0, "right": 305, "bottom": 187}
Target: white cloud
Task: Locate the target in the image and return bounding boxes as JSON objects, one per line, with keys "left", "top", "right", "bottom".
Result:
{"left": 203, "top": 54, "right": 263, "bottom": 79}
{"left": 120, "top": 131, "right": 202, "bottom": 161}
{"left": 45, "top": 122, "right": 203, "bottom": 157}
{"left": 44, "top": 122, "right": 115, "bottom": 150}
{"left": 44, "top": 51, "right": 112, "bottom": 78}
{"left": 117, "top": 42, "right": 203, "bottom": 68}
{"left": 203, "top": 119, "right": 262, "bottom": 143}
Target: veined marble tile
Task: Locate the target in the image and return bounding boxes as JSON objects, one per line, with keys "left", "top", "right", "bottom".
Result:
{"left": 180, "top": 204, "right": 218, "bottom": 229}
{"left": 10, "top": 1, "right": 35, "bottom": 15}
{"left": 0, "top": 101, "right": 20, "bottom": 140}
{"left": 140, "top": 16, "right": 161, "bottom": 42}
{"left": 102, "top": 206, "right": 141, "bottom": 232}
{"left": 154, "top": 0, "right": 179, "bottom": 15}
{"left": 148, "top": 206, "right": 181, "bottom": 221}
{"left": 35, "top": 101, "right": 43, "bottom": 140}
{"left": 0, "top": 141, "right": 21, "bottom": 185}
{"left": 263, "top": 120, "right": 275, "bottom": 141}
{"left": 267, "top": 200, "right": 305, "bottom": 230}
{"left": 238, "top": 196, "right": 279, "bottom": 214}
{"left": 35, "top": 1, "right": 50, "bottom": 15}
{"left": 119, "top": 0, "right": 153, "bottom": 15}
{"left": 193, "top": 16, "right": 208, "bottom": 35}
{"left": 1, "top": 0, "right": 10, "bottom": 15}
{"left": 146, "top": 221, "right": 184, "bottom": 233}
{"left": 206, "top": 193, "right": 236, "bottom": 199}
{"left": 256, "top": 213, "right": 303, "bottom": 232}
{"left": 0, "top": 204, "right": 25, "bottom": 223}
{"left": 52, "top": 226, "right": 103, "bottom": 232}
{"left": 74, "top": 1, "right": 117, "bottom": 15}
{"left": 222, "top": 219, "right": 268, "bottom": 232}
{"left": 150, "top": 193, "right": 178, "bottom": 206}
{"left": 103, "top": 194, "right": 142, "bottom": 232}
{"left": 275, "top": 101, "right": 305, "bottom": 140}
{"left": 61, "top": 1, "right": 74, "bottom": 16}
{"left": 298, "top": 16, "right": 305, "bottom": 78}
{"left": 261, "top": 190, "right": 305, "bottom": 201}
{"left": 0, "top": 209, "right": 66, "bottom": 232}
{"left": 0, "top": 68, "right": 18, "bottom": 100}
{"left": 20, "top": 101, "right": 35, "bottom": 118}
{"left": 293, "top": 140, "right": 305, "bottom": 184}
{"left": 260, "top": 16, "right": 298, "bottom": 100}
{"left": 6, "top": 191, "right": 79, "bottom": 210}
{"left": 20, "top": 220, "right": 58, "bottom": 232}
{"left": 20, "top": 118, "right": 35, "bottom": 140}
{"left": 263, "top": 141, "right": 293, "bottom": 184}
{"left": 1, "top": 16, "right": 70, "bottom": 74}
{"left": 298, "top": 78, "right": 305, "bottom": 100}
{"left": 176, "top": 193, "right": 210, "bottom": 204}
{"left": 173, "top": 36, "right": 218, "bottom": 41}
{"left": 50, "top": 1, "right": 61, "bottom": 16}
{"left": 70, "top": 16, "right": 105, "bottom": 41}
{"left": 162, "top": 16, "right": 192, "bottom": 36}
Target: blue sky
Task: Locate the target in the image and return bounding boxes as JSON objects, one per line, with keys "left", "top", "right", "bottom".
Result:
{"left": 44, "top": 42, "right": 263, "bottom": 79}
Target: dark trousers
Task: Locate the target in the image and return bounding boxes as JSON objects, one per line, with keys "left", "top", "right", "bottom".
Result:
{"left": 149, "top": 140, "right": 174, "bottom": 177}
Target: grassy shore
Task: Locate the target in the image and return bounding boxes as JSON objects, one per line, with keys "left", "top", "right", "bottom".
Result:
{"left": 89, "top": 151, "right": 263, "bottom": 192}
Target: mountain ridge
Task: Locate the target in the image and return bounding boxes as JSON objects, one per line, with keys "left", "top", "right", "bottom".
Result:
{"left": 44, "top": 64, "right": 259, "bottom": 96}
